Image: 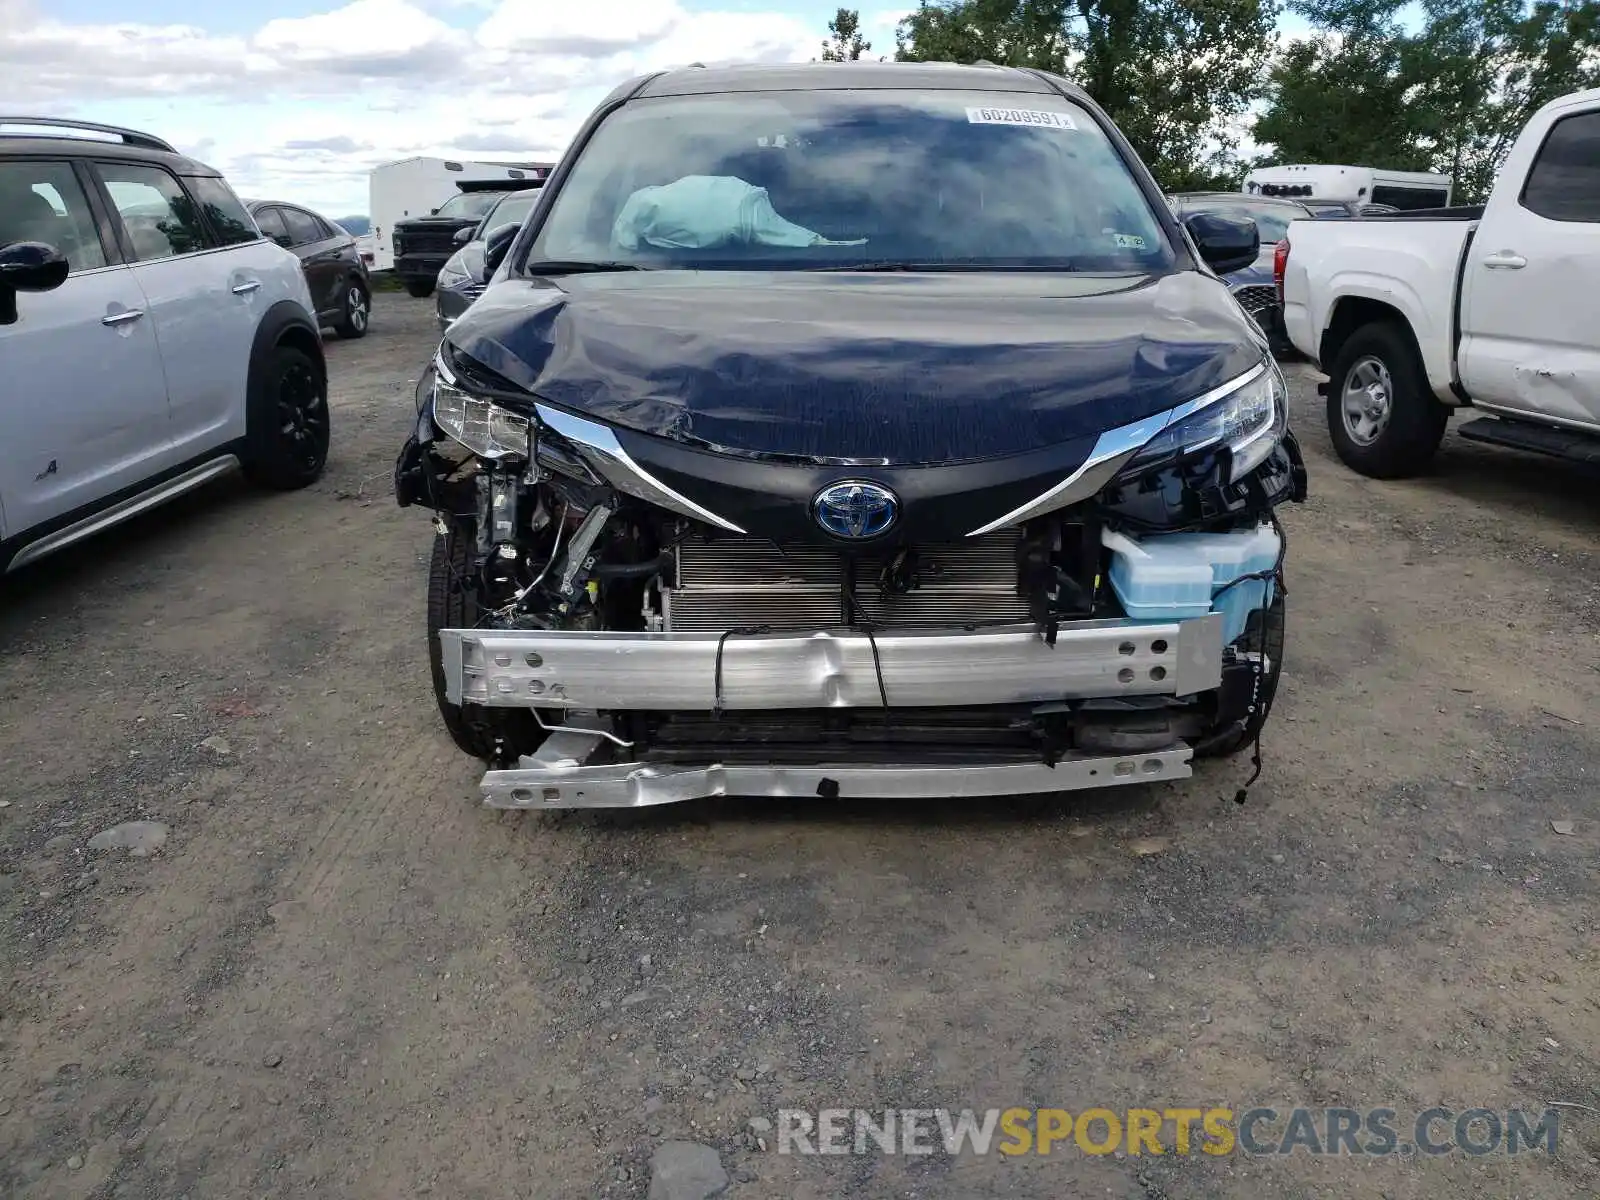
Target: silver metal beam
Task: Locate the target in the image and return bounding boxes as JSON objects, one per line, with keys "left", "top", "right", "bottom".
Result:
{"left": 440, "top": 614, "right": 1224, "bottom": 711}
{"left": 481, "top": 744, "right": 1194, "bottom": 809}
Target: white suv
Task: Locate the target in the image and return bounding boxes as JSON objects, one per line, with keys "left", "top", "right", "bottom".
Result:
{"left": 0, "top": 117, "right": 329, "bottom": 573}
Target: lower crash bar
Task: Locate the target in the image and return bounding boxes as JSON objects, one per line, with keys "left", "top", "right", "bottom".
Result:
{"left": 481, "top": 730, "right": 1194, "bottom": 809}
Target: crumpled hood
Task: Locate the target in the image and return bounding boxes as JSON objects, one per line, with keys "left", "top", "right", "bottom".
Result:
{"left": 446, "top": 270, "right": 1264, "bottom": 466}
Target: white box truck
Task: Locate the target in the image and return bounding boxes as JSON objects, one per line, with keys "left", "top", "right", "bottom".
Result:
{"left": 369, "top": 157, "right": 553, "bottom": 273}
{"left": 1243, "top": 164, "right": 1452, "bottom": 213}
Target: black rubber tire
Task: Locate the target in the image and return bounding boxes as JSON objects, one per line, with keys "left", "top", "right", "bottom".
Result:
{"left": 427, "top": 527, "right": 544, "bottom": 764}
{"left": 241, "top": 342, "right": 329, "bottom": 490}
{"left": 1326, "top": 322, "right": 1448, "bottom": 479}
{"left": 333, "top": 279, "right": 370, "bottom": 339}
{"left": 404, "top": 278, "right": 435, "bottom": 299}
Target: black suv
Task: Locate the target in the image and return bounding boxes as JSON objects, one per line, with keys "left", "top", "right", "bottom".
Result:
{"left": 247, "top": 199, "right": 371, "bottom": 338}
{"left": 393, "top": 176, "right": 549, "bottom": 298}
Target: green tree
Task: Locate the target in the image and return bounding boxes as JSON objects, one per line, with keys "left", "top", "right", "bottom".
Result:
{"left": 1407, "top": 0, "right": 1600, "bottom": 200}
{"left": 1251, "top": 29, "right": 1435, "bottom": 169}
{"left": 821, "top": 8, "right": 873, "bottom": 60}
{"left": 1253, "top": 0, "right": 1600, "bottom": 201}
{"left": 894, "top": 0, "right": 1282, "bottom": 190}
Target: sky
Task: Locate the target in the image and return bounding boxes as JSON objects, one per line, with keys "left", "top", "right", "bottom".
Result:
{"left": 2, "top": 0, "right": 1316, "bottom": 217}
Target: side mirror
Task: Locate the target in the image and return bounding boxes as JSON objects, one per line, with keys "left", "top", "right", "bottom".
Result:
{"left": 1183, "top": 214, "right": 1259, "bottom": 276}
{"left": 452, "top": 226, "right": 474, "bottom": 246}
{"left": 0, "top": 241, "right": 69, "bottom": 326}
{"left": 483, "top": 223, "right": 517, "bottom": 276}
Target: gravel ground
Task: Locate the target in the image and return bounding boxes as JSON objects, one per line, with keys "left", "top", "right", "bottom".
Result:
{"left": 1, "top": 294, "right": 1596, "bottom": 1199}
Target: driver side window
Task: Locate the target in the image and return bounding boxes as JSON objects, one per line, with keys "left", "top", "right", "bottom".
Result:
{"left": 0, "top": 161, "right": 108, "bottom": 272}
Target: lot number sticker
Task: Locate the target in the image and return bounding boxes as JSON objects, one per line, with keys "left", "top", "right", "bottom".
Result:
{"left": 966, "top": 107, "right": 1077, "bottom": 131}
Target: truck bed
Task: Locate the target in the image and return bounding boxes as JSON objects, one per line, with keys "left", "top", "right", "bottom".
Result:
{"left": 1280, "top": 213, "right": 1477, "bottom": 399}
{"left": 1363, "top": 205, "right": 1485, "bottom": 222}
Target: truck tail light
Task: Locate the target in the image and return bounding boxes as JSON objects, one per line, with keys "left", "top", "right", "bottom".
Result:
{"left": 1274, "top": 238, "right": 1290, "bottom": 304}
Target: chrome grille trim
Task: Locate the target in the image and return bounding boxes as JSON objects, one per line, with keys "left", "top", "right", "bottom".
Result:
{"left": 965, "top": 362, "right": 1269, "bottom": 537}
{"left": 1232, "top": 285, "right": 1278, "bottom": 317}
{"left": 533, "top": 404, "right": 747, "bottom": 534}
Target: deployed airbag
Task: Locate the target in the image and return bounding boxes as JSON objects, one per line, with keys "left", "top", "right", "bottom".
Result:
{"left": 612, "top": 175, "right": 866, "bottom": 251}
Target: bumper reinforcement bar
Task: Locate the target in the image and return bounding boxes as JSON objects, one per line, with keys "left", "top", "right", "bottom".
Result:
{"left": 440, "top": 615, "right": 1225, "bottom": 712}
{"left": 480, "top": 730, "right": 1195, "bottom": 809}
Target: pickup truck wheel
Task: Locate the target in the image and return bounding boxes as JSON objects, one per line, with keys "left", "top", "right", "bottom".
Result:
{"left": 405, "top": 279, "right": 435, "bottom": 299}
{"left": 241, "top": 343, "right": 329, "bottom": 490}
{"left": 1327, "top": 324, "right": 1447, "bottom": 478}
{"left": 427, "top": 526, "right": 544, "bottom": 765}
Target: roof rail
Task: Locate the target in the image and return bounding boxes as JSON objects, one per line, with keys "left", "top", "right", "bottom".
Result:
{"left": 0, "top": 116, "right": 177, "bottom": 154}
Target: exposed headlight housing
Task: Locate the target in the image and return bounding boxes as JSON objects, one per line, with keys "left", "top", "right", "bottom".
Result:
{"left": 430, "top": 352, "right": 530, "bottom": 461}
{"left": 1124, "top": 359, "right": 1286, "bottom": 482}
{"left": 425, "top": 346, "right": 747, "bottom": 531}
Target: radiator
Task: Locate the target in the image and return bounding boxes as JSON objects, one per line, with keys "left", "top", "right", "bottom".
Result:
{"left": 661, "top": 531, "right": 1030, "bottom": 633}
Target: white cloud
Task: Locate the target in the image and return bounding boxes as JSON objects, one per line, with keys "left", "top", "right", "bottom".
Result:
{"left": 477, "top": 0, "right": 681, "bottom": 54}
{"left": 256, "top": 0, "right": 467, "bottom": 74}
{"left": 0, "top": 0, "right": 817, "bottom": 213}
{"left": 282, "top": 136, "right": 376, "bottom": 154}
{"left": 641, "top": 10, "right": 813, "bottom": 68}
{"left": 1, "top": 18, "right": 263, "bottom": 101}
{"left": 862, "top": 8, "right": 911, "bottom": 49}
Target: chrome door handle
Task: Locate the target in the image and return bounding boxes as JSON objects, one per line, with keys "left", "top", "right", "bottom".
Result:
{"left": 1482, "top": 251, "right": 1527, "bottom": 269}
{"left": 101, "top": 309, "right": 145, "bottom": 327}
{"left": 231, "top": 280, "right": 262, "bottom": 295}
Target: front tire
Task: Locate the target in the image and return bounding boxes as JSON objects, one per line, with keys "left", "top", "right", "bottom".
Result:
{"left": 404, "top": 278, "right": 435, "bottom": 299}
{"left": 427, "top": 526, "right": 544, "bottom": 764}
{"left": 241, "top": 342, "right": 328, "bottom": 490}
{"left": 334, "top": 280, "right": 370, "bottom": 339}
{"left": 1326, "top": 323, "right": 1447, "bottom": 478}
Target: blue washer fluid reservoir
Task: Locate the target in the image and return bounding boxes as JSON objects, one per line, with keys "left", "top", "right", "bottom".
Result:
{"left": 1102, "top": 523, "right": 1281, "bottom": 646}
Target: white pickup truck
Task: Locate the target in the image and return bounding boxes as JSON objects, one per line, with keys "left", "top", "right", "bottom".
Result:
{"left": 1280, "top": 87, "right": 1600, "bottom": 478}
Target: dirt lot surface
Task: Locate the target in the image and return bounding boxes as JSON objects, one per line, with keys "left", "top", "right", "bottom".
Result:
{"left": 1, "top": 294, "right": 1596, "bottom": 1199}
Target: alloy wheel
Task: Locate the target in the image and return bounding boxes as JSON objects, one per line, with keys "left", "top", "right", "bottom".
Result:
{"left": 277, "top": 361, "right": 327, "bottom": 470}
{"left": 1341, "top": 355, "right": 1394, "bottom": 447}
{"left": 348, "top": 287, "right": 369, "bottom": 333}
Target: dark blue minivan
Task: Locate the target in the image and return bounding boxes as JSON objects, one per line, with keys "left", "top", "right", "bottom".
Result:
{"left": 396, "top": 62, "right": 1308, "bottom": 809}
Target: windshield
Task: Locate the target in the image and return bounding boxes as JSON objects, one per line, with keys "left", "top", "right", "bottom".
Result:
{"left": 477, "top": 192, "right": 540, "bottom": 239}
{"left": 435, "top": 192, "right": 504, "bottom": 219}
{"left": 529, "top": 90, "right": 1174, "bottom": 272}
{"left": 1181, "top": 197, "right": 1310, "bottom": 242}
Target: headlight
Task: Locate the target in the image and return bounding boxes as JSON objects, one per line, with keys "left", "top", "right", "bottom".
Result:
{"left": 1125, "top": 360, "right": 1286, "bottom": 482}
{"left": 430, "top": 355, "right": 530, "bottom": 461}
{"left": 437, "top": 246, "right": 479, "bottom": 289}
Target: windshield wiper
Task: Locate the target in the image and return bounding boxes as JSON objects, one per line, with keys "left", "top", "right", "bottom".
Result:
{"left": 814, "top": 261, "right": 1078, "bottom": 273}
{"left": 524, "top": 260, "right": 649, "bottom": 275}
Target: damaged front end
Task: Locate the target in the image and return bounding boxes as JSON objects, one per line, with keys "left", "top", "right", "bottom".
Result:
{"left": 397, "top": 343, "right": 1307, "bottom": 809}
